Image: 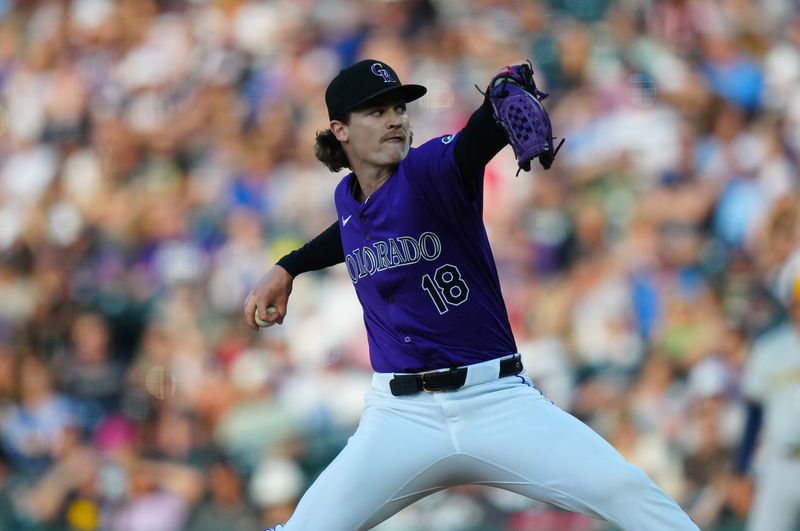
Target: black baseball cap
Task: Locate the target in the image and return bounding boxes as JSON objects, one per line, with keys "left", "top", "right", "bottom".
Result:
{"left": 325, "top": 59, "right": 427, "bottom": 121}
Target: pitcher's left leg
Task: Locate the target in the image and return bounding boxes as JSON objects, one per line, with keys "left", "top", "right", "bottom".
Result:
{"left": 456, "top": 377, "right": 699, "bottom": 531}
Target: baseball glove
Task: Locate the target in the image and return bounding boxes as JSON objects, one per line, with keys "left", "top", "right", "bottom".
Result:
{"left": 482, "top": 61, "right": 564, "bottom": 174}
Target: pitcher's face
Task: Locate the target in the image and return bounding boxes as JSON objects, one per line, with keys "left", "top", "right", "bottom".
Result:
{"left": 333, "top": 96, "right": 411, "bottom": 170}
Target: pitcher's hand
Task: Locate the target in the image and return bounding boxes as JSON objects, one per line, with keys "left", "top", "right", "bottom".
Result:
{"left": 244, "top": 265, "right": 294, "bottom": 330}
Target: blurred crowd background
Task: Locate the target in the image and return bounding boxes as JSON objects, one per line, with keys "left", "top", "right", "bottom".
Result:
{"left": 1, "top": 0, "right": 800, "bottom": 529}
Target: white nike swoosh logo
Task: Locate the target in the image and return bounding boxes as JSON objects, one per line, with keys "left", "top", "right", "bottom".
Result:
{"left": 342, "top": 215, "right": 352, "bottom": 226}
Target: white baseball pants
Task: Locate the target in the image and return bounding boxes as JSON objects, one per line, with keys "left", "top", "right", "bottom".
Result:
{"left": 747, "top": 454, "right": 800, "bottom": 531}
{"left": 278, "top": 356, "right": 699, "bottom": 530}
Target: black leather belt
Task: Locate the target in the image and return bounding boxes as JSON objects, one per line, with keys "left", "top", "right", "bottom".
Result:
{"left": 389, "top": 355, "right": 523, "bottom": 396}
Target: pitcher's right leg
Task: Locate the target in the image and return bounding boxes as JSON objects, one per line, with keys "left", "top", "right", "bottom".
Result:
{"left": 277, "top": 389, "right": 454, "bottom": 531}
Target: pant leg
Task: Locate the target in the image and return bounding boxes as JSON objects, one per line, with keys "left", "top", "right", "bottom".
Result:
{"left": 452, "top": 375, "right": 700, "bottom": 531}
{"left": 281, "top": 388, "right": 456, "bottom": 531}
{"left": 747, "top": 455, "right": 800, "bottom": 531}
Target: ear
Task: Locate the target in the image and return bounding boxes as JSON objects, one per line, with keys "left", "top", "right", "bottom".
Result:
{"left": 330, "top": 121, "right": 349, "bottom": 143}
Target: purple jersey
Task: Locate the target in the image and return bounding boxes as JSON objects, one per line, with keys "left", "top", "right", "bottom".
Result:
{"left": 334, "top": 134, "right": 517, "bottom": 373}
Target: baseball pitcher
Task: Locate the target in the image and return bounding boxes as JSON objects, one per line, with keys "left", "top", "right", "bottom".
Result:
{"left": 244, "top": 59, "right": 699, "bottom": 531}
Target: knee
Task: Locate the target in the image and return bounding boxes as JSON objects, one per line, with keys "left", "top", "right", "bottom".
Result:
{"left": 600, "top": 463, "right": 654, "bottom": 500}
{"left": 620, "top": 463, "right": 652, "bottom": 488}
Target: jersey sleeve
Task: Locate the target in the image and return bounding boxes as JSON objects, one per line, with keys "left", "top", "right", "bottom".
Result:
{"left": 453, "top": 97, "right": 508, "bottom": 196}
{"left": 276, "top": 221, "right": 344, "bottom": 277}
{"left": 402, "top": 134, "right": 483, "bottom": 217}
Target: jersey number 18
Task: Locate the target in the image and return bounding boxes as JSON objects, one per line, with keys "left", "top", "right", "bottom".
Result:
{"left": 421, "top": 264, "right": 469, "bottom": 314}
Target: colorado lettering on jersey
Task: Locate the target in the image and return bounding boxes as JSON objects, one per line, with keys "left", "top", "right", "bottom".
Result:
{"left": 345, "top": 231, "right": 442, "bottom": 283}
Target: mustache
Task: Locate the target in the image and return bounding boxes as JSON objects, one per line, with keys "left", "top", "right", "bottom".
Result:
{"left": 381, "top": 130, "right": 413, "bottom": 143}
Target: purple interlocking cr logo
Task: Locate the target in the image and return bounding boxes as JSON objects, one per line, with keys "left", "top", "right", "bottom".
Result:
{"left": 371, "top": 63, "right": 395, "bottom": 83}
